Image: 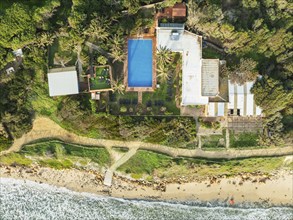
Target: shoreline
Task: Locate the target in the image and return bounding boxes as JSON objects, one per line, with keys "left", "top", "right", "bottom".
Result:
{"left": 1, "top": 165, "right": 292, "bottom": 207}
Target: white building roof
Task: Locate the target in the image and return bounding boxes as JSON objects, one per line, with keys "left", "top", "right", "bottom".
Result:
{"left": 217, "top": 103, "right": 225, "bottom": 116}
{"left": 48, "top": 67, "right": 79, "bottom": 97}
{"left": 207, "top": 81, "right": 263, "bottom": 117}
{"left": 228, "top": 80, "right": 262, "bottom": 116}
{"left": 157, "top": 28, "right": 208, "bottom": 105}
{"left": 207, "top": 102, "right": 225, "bottom": 117}
{"left": 201, "top": 59, "right": 219, "bottom": 96}
{"left": 246, "top": 94, "right": 254, "bottom": 116}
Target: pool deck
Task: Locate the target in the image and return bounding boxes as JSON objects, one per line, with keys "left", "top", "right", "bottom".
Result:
{"left": 124, "top": 36, "right": 157, "bottom": 92}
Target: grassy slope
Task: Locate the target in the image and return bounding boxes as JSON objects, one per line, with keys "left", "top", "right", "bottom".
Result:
{"left": 0, "top": 140, "right": 111, "bottom": 169}
{"left": 118, "top": 150, "right": 290, "bottom": 179}
{"left": 1, "top": 147, "right": 291, "bottom": 180}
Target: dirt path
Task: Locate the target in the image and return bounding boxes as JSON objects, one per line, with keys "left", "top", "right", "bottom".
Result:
{"left": 1, "top": 117, "right": 292, "bottom": 159}
{"left": 104, "top": 147, "right": 139, "bottom": 186}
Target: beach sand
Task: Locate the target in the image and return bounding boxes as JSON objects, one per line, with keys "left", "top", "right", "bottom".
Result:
{"left": 1, "top": 165, "right": 292, "bottom": 206}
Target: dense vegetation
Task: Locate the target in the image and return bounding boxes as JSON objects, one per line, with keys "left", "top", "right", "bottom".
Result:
{"left": 0, "top": 0, "right": 291, "bottom": 150}
{"left": 0, "top": 0, "right": 188, "bottom": 148}
{"left": 57, "top": 112, "right": 197, "bottom": 148}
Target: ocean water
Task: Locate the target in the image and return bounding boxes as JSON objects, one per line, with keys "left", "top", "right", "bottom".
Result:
{"left": 0, "top": 178, "right": 292, "bottom": 220}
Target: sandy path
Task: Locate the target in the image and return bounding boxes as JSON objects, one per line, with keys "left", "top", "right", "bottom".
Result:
{"left": 1, "top": 117, "right": 292, "bottom": 160}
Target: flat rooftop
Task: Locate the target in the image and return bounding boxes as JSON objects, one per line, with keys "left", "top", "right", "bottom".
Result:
{"left": 201, "top": 59, "right": 219, "bottom": 96}
{"left": 207, "top": 81, "right": 262, "bottom": 117}
{"left": 48, "top": 66, "right": 79, "bottom": 96}
{"left": 157, "top": 28, "right": 208, "bottom": 105}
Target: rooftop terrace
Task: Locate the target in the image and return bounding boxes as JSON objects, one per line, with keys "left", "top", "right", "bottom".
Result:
{"left": 157, "top": 27, "right": 220, "bottom": 105}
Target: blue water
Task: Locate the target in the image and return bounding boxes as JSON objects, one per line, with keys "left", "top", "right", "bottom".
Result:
{"left": 128, "top": 39, "right": 153, "bottom": 87}
{"left": 1, "top": 178, "right": 292, "bottom": 220}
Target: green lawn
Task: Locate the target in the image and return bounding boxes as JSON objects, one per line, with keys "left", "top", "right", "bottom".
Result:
{"left": 202, "top": 47, "right": 223, "bottom": 59}
{"left": 90, "top": 67, "right": 111, "bottom": 90}
{"left": 230, "top": 132, "right": 261, "bottom": 148}
{"left": 201, "top": 134, "right": 226, "bottom": 149}
{"left": 28, "top": 69, "right": 60, "bottom": 116}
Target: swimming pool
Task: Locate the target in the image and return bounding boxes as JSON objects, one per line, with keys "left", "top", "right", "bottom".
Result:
{"left": 127, "top": 39, "right": 153, "bottom": 87}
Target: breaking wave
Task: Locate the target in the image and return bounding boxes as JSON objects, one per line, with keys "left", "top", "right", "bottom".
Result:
{"left": 0, "top": 178, "right": 292, "bottom": 220}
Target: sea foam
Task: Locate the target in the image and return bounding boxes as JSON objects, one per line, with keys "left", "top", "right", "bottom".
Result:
{"left": 0, "top": 178, "right": 292, "bottom": 220}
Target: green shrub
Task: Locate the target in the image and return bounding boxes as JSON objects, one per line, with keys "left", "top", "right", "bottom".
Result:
{"left": 64, "top": 144, "right": 110, "bottom": 166}
{"left": 0, "top": 153, "right": 32, "bottom": 166}
{"left": 0, "top": 136, "right": 12, "bottom": 152}
{"left": 53, "top": 143, "right": 64, "bottom": 159}
{"left": 131, "top": 173, "right": 142, "bottom": 179}
{"left": 230, "top": 132, "right": 260, "bottom": 148}
{"left": 39, "top": 158, "right": 73, "bottom": 169}
{"left": 120, "top": 106, "right": 127, "bottom": 113}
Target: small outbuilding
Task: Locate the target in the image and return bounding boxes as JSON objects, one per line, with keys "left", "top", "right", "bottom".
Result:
{"left": 163, "top": 3, "right": 187, "bottom": 19}
{"left": 48, "top": 66, "right": 79, "bottom": 97}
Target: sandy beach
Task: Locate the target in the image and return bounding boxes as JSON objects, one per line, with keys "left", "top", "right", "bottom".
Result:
{"left": 1, "top": 165, "right": 292, "bottom": 207}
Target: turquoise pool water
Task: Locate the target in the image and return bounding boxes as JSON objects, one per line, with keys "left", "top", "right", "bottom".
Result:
{"left": 128, "top": 39, "right": 153, "bottom": 87}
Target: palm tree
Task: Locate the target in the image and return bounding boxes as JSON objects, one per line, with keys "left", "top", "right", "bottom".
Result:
{"left": 36, "top": 33, "right": 54, "bottom": 48}
{"left": 85, "top": 18, "right": 109, "bottom": 41}
{"left": 110, "top": 48, "right": 125, "bottom": 63}
{"left": 157, "top": 46, "right": 172, "bottom": 66}
{"left": 110, "top": 34, "right": 125, "bottom": 62}
{"left": 55, "top": 53, "right": 71, "bottom": 67}
{"left": 112, "top": 34, "right": 123, "bottom": 47}
{"left": 111, "top": 80, "right": 125, "bottom": 95}
{"left": 156, "top": 63, "right": 170, "bottom": 83}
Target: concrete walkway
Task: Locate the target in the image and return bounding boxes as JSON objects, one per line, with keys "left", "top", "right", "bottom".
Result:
{"left": 1, "top": 117, "right": 292, "bottom": 160}
{"left": 104, "top": 147, "right": 138, "bottom": 186}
